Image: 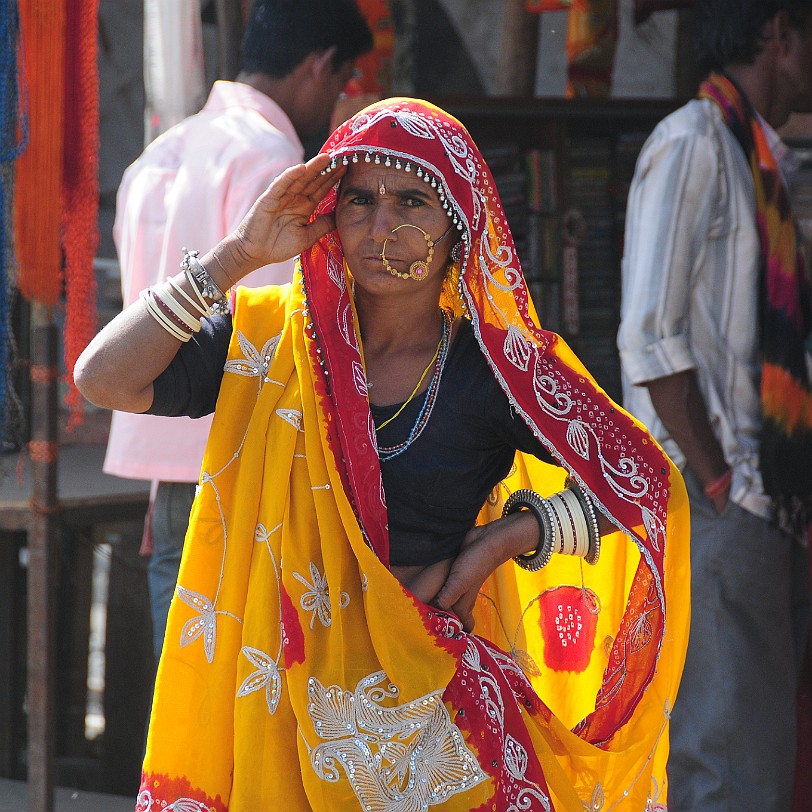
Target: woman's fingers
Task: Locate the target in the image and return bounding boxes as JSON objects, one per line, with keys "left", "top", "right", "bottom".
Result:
{"left": 433, "top": 571, "right": 464, "bottom": 610}
{"left": 434, "top": 558, "right": 484, "bottom": 612}
{"left": 264, "top": 155, "right": 344, "bottom": 212}
{"left": 306, "top": 155, "right": 345, "bottom": 200}
{"left": 302, "top": 213, "right": 337, "bottom": 248}
{"left": 228, "top": 154, "right": 343, "bottom": 269}
{"left": 451, "top": 593, "right": 477, "bottom": 633}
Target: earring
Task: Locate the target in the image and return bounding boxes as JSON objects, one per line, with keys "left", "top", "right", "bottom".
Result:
{"left": 450, "top": 241, "right": 462, "bottom": 264}
{"left": 380, "top": 224, "right": 434, "bottom": 281}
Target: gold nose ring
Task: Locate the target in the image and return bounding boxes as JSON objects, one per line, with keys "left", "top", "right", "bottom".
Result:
{"left": 380, "top": 224, "right": 434, "bottom": 281}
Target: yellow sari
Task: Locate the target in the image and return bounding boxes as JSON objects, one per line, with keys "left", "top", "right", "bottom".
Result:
{"left": 138, "top": 99, "right": 689, "bottom": 811}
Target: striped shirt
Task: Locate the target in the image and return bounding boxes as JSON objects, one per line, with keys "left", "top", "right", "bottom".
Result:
{"left": 618, "top": 98, "right": 797, "bottom": 519}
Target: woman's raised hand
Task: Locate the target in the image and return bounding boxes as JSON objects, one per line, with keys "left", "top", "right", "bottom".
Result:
{"left": 208, "top": 154, "right": 346, "bottom": 282}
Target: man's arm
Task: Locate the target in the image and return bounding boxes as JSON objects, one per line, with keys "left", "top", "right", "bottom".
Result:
{"left": 619, "top": 121, "right": 729, "bottom": 510}
{"left": 646, "top": 370, "right": 730, "bottom": 512}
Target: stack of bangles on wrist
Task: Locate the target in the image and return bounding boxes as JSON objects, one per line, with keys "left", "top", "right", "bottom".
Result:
{"left": 140, "top": 248, "right": 230, "bottom": 342}
{"left": 703, "top": 467, "right": 732, "bottom": 500}
{"left": 502, "top": 479, "right": 601, "bottom": 571}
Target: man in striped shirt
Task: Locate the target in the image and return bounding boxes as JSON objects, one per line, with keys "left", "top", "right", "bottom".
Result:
{"left": 618, "top": 1, "right": 812, "bottom": 809}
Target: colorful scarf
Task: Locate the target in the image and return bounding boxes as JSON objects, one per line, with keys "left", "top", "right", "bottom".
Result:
{"left": 139, "top": 99, "right": 689, "bottom": 810}
{"left": 700, "top": 73, "right": 812, "bottom": 526}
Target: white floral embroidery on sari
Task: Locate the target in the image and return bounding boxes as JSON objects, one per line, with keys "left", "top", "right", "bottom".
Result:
{"left": 175, "top": 586, "right": 240, "bottom": 664}
{"left": 306, "top": 671, "right": 486, "bottom": 810}
{"left": 223, "top": 330, "right": 282, "bottom": 389}
{"left": 136, "top": 790, "right": 208, "bottom": 811}
{"left": 293, "top": 562, "right": 349, "bottom": 629}
{"left": 276, "top": 408, "right": 303, "bottom": 430}
{"left": 237, "top": 646, "right": 284, "bottom": 715}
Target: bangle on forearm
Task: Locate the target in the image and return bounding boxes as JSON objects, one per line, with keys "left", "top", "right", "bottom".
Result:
{"left": 165, "top": 274, "right": 212, "bottom": 318}
{"left": 704, "top": 468, "right": 732, "bottom": 500}
{"left": 503, "top": 482, "right": 602, "bottom": 572}
{"left": 502, "top": 489, "right": 554, "bottom": 571}
{"left": 565, "top": 478, "right": 601, "bottom": 565}
{"left": 154, "top": 280, "right": 203, "bottom": 333}
{"left": 140, "top": 289, "right": 193, "bottom": 342}
{"left": 181, "top": 248, "right": 230, "bottom": 314}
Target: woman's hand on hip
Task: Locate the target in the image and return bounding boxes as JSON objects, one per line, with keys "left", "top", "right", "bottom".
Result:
{"left": 432, "top": 511, "right": 540, "bottom": 633}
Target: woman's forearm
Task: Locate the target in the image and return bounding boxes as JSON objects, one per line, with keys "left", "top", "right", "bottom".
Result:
{"left": 74, "top": 293, "right": 186, "bottom": 412}
{"left": 75, "top": 156, "right": 339, "bottom": 414}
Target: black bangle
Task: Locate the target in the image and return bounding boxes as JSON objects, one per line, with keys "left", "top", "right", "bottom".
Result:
{"left": 502, "top": 488, "right": 554, "bottom": 571}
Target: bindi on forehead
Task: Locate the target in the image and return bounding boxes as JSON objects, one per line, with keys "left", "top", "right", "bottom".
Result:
{"left": 340, "top": 165, "right": 439, "bottom": 202}
{"left": 343, "top": 164, "right": 417, "bottom": 190}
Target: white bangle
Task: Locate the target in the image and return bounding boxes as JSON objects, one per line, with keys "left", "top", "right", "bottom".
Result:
{"left": 504, "top": 483, "right": 601, "bottom": 570}
{"left": 166, "top": 274, "right": 212, "bottom": 318}
{"left": 154, "top": 280, "right": 202, "bottom": 332}
{"left": 140, "top": 289, "right": 192, "bottom": 342}
{"left": 566, "top": 478, "right": 601, "bottom": 565}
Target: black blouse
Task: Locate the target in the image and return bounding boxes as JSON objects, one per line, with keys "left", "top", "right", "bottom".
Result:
{"left": 150, "top": 315, "right": 556, "bottom": 566}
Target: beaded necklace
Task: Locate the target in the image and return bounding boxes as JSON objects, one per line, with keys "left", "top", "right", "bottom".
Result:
{"left": 374, "top": 332, "right": 443, "bottom": 432}
{"left": 377, "top": 309, "right": 452, "bottom": 462}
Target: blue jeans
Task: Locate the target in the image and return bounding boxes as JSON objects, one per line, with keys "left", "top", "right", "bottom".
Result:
{"left": 147, "top": 481, "right": 197, "bottom": 662}
{"left": 668, "top": 469, "right": 810, "bottom": 811}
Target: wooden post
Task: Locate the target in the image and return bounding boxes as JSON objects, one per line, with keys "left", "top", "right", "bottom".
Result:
{"left": 215, "top": 0, "right": 243, "bottom": 80}
{"left": 496, "top": 0, "right": 541, "bottom": 96}
{"left": 27, "top": 302, "right": 60, "bottom": 812}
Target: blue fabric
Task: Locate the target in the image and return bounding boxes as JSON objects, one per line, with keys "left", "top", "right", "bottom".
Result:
{"left": 669, "top": 468, "right": 811, "bottom": 811}
{"left": 147, "top": 481, "right": 197, "bottom": 661}
{"left": 0, "top": 1, "right": 28, "bottom": 441}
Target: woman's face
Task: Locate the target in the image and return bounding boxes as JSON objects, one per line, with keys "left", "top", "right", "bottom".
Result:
{"left": 334, "top": 162, "right": 454, "bottom": 292}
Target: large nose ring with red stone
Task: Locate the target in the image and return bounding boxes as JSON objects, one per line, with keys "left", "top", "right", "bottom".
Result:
{"left": 380, "top": 224, "right": 434, "bottom": 281}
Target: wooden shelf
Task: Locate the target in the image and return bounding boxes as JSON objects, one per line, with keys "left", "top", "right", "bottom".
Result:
{"left": 430, "top": 96, "right": 679, "bottom": 400}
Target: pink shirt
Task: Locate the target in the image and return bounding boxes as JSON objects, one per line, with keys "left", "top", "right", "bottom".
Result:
{"left": 104, "top": 81, "right": 303, "bottom": 482}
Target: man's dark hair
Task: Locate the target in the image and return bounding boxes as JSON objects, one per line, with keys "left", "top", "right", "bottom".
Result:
{"left": 695, "top": 0, "right": 812, "bottom": 73}
{"left": 241, "top": 0, "right": 373, "bottom": 78}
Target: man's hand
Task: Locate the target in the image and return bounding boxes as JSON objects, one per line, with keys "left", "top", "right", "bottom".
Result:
{"left": 645, "top": 370, "right": 730, "bottom": 514}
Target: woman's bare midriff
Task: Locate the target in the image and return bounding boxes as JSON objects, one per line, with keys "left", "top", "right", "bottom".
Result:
{"left": 391, "top": 557, "right": 454, "bottom": 604}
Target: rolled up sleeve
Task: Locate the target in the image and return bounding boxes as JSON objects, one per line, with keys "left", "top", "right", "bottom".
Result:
{"left": 618, "top": 129, "right": 720, "bottom": 386}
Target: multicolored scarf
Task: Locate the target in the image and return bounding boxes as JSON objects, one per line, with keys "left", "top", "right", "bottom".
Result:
{"left": 139, "top": 99, "right": 689, "bottom": 810}
{"left": 700, "top": 73, "right": 812, "bottom": 527}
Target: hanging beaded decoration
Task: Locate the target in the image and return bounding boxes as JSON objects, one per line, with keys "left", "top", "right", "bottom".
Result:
{"left": 1, "top": 2, "right": 28, "bottom": 446}
{"left": 377, "top": 309, "right": 453, "bottom": 462}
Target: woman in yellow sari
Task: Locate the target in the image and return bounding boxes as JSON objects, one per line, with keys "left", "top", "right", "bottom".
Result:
{"left": 76, "top": 98, "right": 689, "bottom": 811}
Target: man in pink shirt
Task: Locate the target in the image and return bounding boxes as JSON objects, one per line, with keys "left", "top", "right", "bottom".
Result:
{"left": 105, "top": 0, "right": 372, "bottom": 661}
